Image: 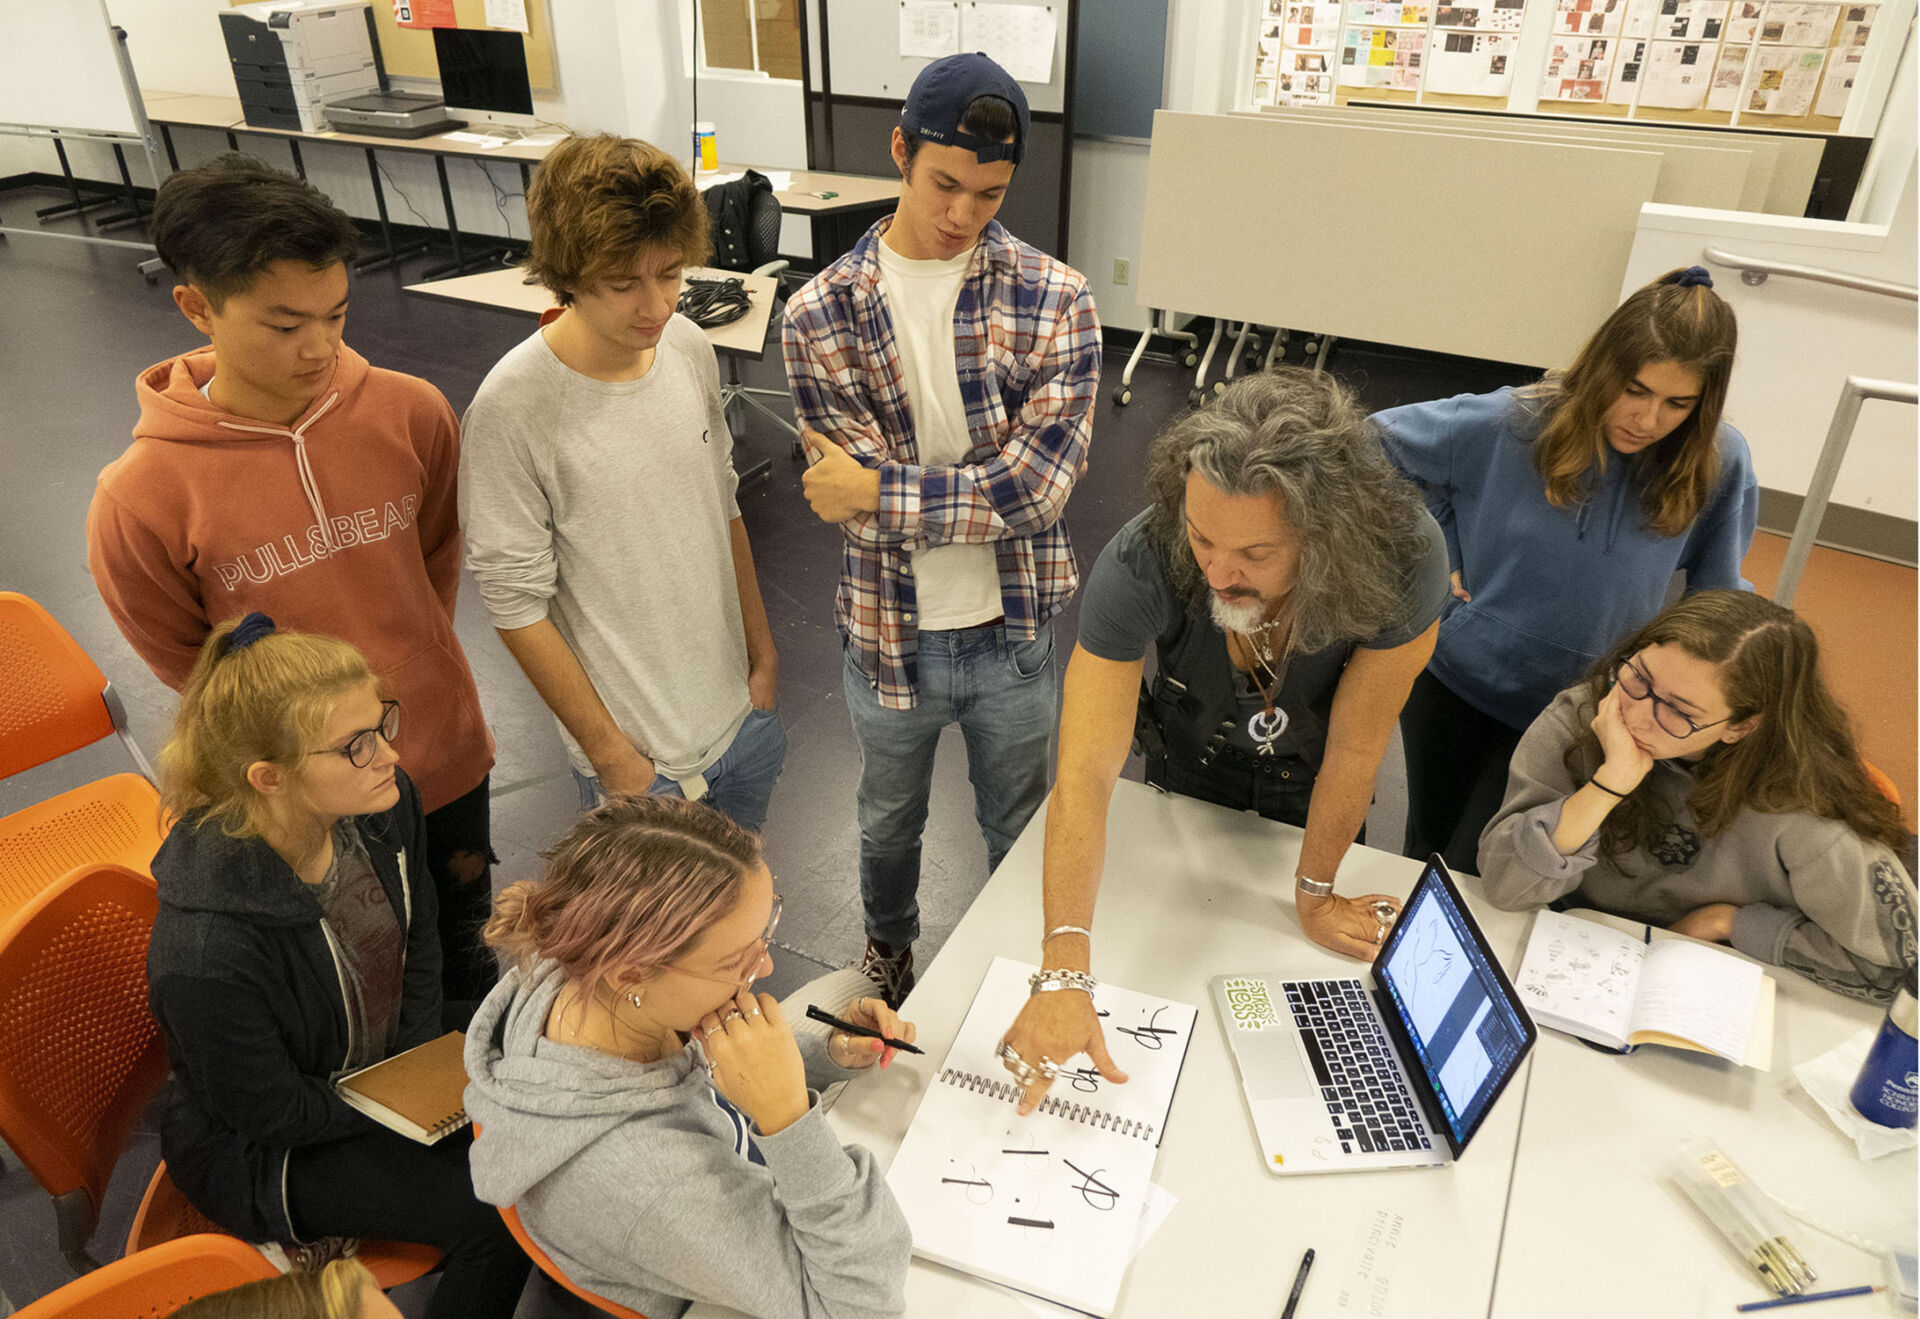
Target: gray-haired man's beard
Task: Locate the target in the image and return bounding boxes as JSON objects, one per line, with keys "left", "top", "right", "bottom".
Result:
{"left": 1208, "top": 591, "right": 1269, "bottom": 635}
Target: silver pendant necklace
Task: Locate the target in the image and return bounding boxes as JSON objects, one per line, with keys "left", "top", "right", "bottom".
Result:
{"left": 1239, "top": 620, "right": 1293, "bottom": 757}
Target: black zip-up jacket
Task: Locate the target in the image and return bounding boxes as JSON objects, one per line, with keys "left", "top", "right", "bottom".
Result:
{"left": 146, "top": 769, "right": 443, "bottom": 1243}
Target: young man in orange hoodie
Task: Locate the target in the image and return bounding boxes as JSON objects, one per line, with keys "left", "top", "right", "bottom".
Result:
{"left": 86, "top": 153, "right": 499, "bottom": 1001}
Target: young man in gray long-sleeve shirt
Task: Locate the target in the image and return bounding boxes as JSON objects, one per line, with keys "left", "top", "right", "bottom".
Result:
{"left": 460, "top": 134, "right": 785, "bottom": 829}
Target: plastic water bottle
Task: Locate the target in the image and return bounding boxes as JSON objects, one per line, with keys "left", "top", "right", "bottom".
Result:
{"left": 1850, "top": 967, "right": 1919, "bottom": 1129}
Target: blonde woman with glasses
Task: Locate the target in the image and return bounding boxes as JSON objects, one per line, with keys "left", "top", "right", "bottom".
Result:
{"left": 147, "top": 614, "right": 529, "bottom": 1319}
{"left": 464, "top": 794, "right": 914, "bottom": 1319}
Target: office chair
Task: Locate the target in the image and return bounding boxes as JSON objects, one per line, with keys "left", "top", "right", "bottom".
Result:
{"left": 10, "top": 1234, "right": 278, "bottom": 1319}
{"left": 498, "top": 1201, "right": 650, "bottom": 1319}
{"left": 127, "top": 1164, "right": 444, "bottom": 1290}
{"left": 706, "top": 178, "right": 801, "bottom": 475}
{"left": 0, "top": 591, "right": 167, "bottom": 926}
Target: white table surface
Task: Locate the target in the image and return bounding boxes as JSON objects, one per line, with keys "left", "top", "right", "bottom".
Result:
{"left": 692, "top": 779, "right": 1917, "bottom": 1318}
{"left": 693, "top": 780, "right": 1537, "bottom": 1319}
{"left": 1492, "top": 915, "right": 1915, "bottom": 1318}
{"left": 400, "top": 266, "right": 778, "bottom": 359}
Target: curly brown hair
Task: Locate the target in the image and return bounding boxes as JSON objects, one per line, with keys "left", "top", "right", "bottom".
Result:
{"left": 522, "top": 134, "right": 713, "bottom": 305}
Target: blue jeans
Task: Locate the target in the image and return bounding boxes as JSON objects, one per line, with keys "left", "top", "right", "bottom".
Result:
{"left": 573, "top": 705, "right": 788, "bottom": 833}
{"left": 844, "top": 622, "right": 1060, "bottom": 949}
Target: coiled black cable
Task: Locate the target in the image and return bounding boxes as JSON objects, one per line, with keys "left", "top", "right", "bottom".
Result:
{"left": 677, "top": 276, "right": 752, "bottom": 329}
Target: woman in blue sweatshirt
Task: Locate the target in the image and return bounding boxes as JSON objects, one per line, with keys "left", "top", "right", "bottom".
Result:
{"left": 1375, "top": 267, "right": 1757, "bottom": 873}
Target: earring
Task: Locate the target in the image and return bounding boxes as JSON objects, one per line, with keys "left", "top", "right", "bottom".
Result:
{"left": 626, "top": 989, "right": 645, "bottom": 1010}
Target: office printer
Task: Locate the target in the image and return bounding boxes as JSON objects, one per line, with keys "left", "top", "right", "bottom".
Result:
{"left": 220, "top": 1, "right": 384, "bottom": 134}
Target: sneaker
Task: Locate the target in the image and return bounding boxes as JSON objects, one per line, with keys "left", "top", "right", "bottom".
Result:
{"left": 860, "top": 938, "right": 915, "bottom": 1010}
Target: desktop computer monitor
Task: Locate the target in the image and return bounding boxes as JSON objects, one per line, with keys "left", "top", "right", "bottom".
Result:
{"left": 431, "top": 27, "right": 535, "bottom": 131}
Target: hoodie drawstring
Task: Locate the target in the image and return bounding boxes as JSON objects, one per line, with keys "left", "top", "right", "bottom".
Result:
{"left": 217, "top": 391, "right": 343, "bottom": 551}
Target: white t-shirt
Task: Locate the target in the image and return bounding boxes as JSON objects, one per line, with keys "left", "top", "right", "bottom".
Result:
{"left": 874, "top": 236, "right": 1003, "bottom": 631}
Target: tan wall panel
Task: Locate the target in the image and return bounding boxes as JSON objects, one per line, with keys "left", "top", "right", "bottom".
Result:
{"left": 1138, "top": 110, "right": 1661, "bottom": 368}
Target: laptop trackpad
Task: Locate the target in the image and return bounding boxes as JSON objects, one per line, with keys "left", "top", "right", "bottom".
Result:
{"left": 1240, "top": 1028, "right": 1315, "bottom": 1101}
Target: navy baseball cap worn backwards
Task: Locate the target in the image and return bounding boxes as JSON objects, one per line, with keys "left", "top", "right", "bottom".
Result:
{"left": 901, "top": 52, "right": 1030, "bottom": 166}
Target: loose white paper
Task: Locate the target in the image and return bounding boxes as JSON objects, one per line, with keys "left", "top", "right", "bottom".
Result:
{"left": 900, "top": 1, "right": 961, "bottom": 58}
{"left": 961, "top": 2, "right": 1058, "bottom": 83}
{"left": 484, "top": 0, "right": 529, "bottom": 34}
{"left": 1793, "top": 1026, "right": 1920, "bottom": 1160}
{"left": 1014, "top": 1182, "right": 1179, "bottom": 1319}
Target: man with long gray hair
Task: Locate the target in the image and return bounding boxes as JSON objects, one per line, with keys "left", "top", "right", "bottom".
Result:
{"left": 997, "top": 368, "right": 1449, "bottom": 1111}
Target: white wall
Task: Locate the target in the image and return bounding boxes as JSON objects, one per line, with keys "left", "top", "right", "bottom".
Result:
{"left": 1621, "top": 159, "right": 1919, "bottom": 521}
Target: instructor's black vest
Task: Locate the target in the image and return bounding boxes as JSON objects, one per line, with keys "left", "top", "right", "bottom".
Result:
{"left": 1134, "top": 607, "right": 1351, "bottom": 779}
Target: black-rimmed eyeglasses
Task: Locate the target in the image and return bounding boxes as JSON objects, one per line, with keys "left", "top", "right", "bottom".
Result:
{"left": 303, "top": 699, "right": 401, "bottom": 768}
{"left": 1616, "top": 659, "right": 1730, "bottom": 740}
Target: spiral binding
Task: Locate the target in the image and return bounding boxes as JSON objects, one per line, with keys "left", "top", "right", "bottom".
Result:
{"left": 938, "top": 1068, "right": 1155, "bottom": 1142}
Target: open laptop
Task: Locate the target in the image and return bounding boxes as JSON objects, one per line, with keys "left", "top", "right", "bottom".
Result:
{"left": 1211, "top": 856, "right": 1536, "bottom": 1175}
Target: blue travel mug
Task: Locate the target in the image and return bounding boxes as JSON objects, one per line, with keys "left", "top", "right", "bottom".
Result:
{"left": 1849, "top": 968, "right": 1918, "bottom": 1129}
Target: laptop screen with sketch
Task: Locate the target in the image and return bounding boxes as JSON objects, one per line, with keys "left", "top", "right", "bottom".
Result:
{"left": 1212, "top": 856, "right": 1536, "bottom": 1174}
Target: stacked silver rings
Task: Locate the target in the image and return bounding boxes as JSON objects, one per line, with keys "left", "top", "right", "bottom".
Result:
{"left": 996, "top": 1040, "right": 1060, "bottom": 1087}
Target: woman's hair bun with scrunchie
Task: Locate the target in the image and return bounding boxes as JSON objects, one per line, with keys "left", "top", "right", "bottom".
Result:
{"left": 216, "top": 611, "right": 278, "bottom": 659}
{"left": 1664, "top": 265, "right": 1714, "bottom": 289}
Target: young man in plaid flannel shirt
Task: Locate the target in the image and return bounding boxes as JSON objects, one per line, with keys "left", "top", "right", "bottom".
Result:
{"left": 783, "top": 53, "right": 1100, "bottom": 1007}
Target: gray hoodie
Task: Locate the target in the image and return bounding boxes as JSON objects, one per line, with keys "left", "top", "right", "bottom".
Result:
{"left": 463, "top": 962, "right": 910, "bottom": 1319}
{"left": 1479, "top": 686, "right": 1918, "bottom": 1001}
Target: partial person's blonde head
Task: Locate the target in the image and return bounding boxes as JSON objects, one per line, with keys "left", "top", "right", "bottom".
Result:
{"left": 158, "top": 617, "right": 378, "bottom": 839}
{"left": 167, "top": 1257, "right": 378, "bottom": 1319}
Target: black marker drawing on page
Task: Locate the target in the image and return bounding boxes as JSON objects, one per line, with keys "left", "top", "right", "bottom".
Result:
{"left": 1064, "top": 1159, "right": 1119, "bottom": 1211}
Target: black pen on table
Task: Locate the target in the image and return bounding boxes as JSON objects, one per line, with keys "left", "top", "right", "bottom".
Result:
{"left": 1280, "top": 1247, "right": 1315, "bottom": 1319}
{"left": 804, "top": 1004, "right": 924, "bottom": 1055}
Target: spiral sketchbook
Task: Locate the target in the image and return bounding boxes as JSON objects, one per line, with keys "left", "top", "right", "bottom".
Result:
{"left": 335, "top": 1031, "right": 471, "bottom": 1145}
{"left": 885, "top": 957, "right": 1197, "bottom": 1317}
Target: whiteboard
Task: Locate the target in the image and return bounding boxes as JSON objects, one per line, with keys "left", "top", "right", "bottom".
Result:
{"left": 826, "top": 0, "right": 1069, "bottom": 115}
{"left": 0, "top": 0, "right": 140, "bottom": 138}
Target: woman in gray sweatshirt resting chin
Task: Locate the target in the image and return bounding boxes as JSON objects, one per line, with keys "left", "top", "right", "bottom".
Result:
{"left": 1478, "top": 589, "right": 1916, "bottom": 1002}
{"left": 464, "top": 795, "right": 914, "bottom": 1318}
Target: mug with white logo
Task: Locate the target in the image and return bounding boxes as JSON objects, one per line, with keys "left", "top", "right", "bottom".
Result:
{"left": 1850, "top": 968, "right": 1918, "bottom": 1129}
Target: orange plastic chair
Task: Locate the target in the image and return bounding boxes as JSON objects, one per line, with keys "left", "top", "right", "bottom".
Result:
{"left": 0, "top": 592, "right": 167, "bottom": 926}
{"left": 1863, "top": 760, "right": 1902, "bottom": 809}
{"left": 128, "top": 1161, "right": 444, "bottom": 1291}
{"left": 11, "top": 1233, "right": 279, "bottom": 1318}
{"left": 500, "top": 1202, "right": 650, "bottom": 1319}
{"left": 0, "top": 862, "right": 170, "bottom": 1273}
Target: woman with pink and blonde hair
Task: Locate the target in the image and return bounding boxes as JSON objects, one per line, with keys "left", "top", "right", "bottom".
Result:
{"left": 463, "top": 794, "right": 914, "bottom": 1319}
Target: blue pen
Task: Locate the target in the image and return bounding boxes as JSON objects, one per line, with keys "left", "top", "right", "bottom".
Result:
{"left": 1735, "top": 1284, "right": 1885, "bottom": 1311}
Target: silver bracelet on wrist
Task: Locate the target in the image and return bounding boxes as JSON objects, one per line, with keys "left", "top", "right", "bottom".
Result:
{"left": 1028, "top": 968, "right": 1098, "bottom": 997}
{"left": 1044, "top": 924, "right": 1092, "bottom": 943}
{"left": 1295, "top": 875, "right": 1335, "bottom": 898}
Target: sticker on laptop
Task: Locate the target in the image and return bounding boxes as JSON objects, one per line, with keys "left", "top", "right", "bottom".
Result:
{"left": 1222, "top": 977, "right": 1283, "bottom": 1031}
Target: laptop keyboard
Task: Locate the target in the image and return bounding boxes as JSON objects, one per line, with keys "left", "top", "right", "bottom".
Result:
{"left": 1282, "top": 979, "right": 1433, "bottom": 1156}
